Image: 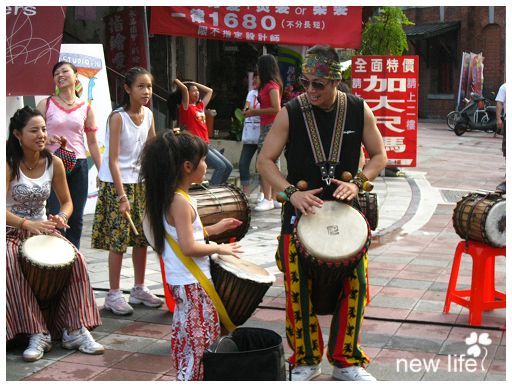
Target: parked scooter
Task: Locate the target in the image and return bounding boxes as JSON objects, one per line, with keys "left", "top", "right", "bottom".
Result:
{"left": 453, "top": 92, "right": 497, "bottom": 136}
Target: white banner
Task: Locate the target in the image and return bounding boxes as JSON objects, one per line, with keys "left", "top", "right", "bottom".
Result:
{"left": 58, "top": 44, "right": 112, "bottom": 214}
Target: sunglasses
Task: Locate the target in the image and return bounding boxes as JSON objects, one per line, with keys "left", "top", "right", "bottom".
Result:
{"left": 299, "top": 76, "right": 330, "bottom": 91}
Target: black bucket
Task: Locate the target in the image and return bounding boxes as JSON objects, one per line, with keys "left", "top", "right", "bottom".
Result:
{"left": 202, "top": 327, "right": 286, "bottom": 381}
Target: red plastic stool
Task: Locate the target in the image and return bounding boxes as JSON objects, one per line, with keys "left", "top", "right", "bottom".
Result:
{"left": 443, "top": 240, "right": 506, "bottom": 325}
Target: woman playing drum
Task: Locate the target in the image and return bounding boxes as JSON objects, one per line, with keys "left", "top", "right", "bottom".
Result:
{"left": 6, "top": 106, "right": 103, "bottom": 362}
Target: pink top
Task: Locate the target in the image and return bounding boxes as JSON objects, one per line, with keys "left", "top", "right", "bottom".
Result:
{"left": 259, "top": 81, "right": 281, "bottom": 127}
{"left": 45, "top": 97, "right": 92, "bottom": 159}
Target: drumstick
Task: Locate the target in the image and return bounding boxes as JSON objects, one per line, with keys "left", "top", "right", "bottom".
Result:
{"left": 125, "top": 212, "right": 139, "bottom": 236}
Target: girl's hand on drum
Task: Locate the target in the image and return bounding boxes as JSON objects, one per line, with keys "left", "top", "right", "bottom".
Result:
{"left": 24, "top": 220, "right": 57, "bottom": 235}
{"left": 216, "top": 218, "right": 243, "bottom": 232}
{"left": 290, "top": 188, "right": 323, "bottom": 216}
{"left": 331, "top": 179, "right": 358, "bottom": 202}
{"left": 218, "top": 242, "right": 244, "bottom": 259}
{"left": 48, "top": 214, "right": 70, "bottom": 229}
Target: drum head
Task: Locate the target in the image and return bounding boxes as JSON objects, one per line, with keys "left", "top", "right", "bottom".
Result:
{"left": 485, "top": 200, "right": 506, "bottom": 247}
{"left": 297, "top": 201, "right": 369, "bottom": 261}
{"left": 211, "top": 254, "right": 275, "bottom": 284}
{"left": 21, "top": 235, "right": 75, "bottom": 267}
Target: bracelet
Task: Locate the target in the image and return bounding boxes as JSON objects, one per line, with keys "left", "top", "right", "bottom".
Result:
{"left": 57, "top": 212, "right": 68, "bottom": 224}
{"left": 117, "top": 194, "right": 127, "bottom": 202}
{"left": 18, "top": 217, "right": 27, "bottom": 230}
{"left": 277, "top": 191, "right": 289, "bottom": 202}
{"left": 284, "top": 185, "right": 299, "bottom": 200}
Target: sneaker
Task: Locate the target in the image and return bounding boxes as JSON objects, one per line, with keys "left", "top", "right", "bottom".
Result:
{"left": 22, "top": 333, "right": 52, "bottom": 362}
{"left": 62, "top": 327, "right": 104, "bottom": 355}
{"left": 332, "top": 365, "right": 376, "bottom": 381}
{"left": 129, "top": 285, "right": 163, "bottom": 308}
{"left": 273, "top": 200, "right": 282, "bottom": 209}
{"left": 254, "top": 198, "right": 274, "bottom": 212}
{"left": 104, "top": 291, "right": 134, "bottom": 315}
{"left": 256, "top": 192, "right": 264, "bottom": 203}
{"left": 291, "top": 364, "right": 321, "bottom": 381}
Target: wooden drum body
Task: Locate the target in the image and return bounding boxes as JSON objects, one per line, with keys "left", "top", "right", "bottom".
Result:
{"left": 19, "top": 235, "right": 76, "bottom": 303}
{"left": 190, "top": 184, "right": 251, "bottom": 243}
{"left": 357, "top": 192, "right": 379, "bottom": 231}
{"left": 294, "top": 201, "right": 371, "bottom": 315}
{"left": 453, "top": 192, "right": 506, "bottom": 247}
{"left": 210, "top": 254, "right": 275, "bottom": 326}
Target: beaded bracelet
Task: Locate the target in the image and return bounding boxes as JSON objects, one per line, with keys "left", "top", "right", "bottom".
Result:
{"left": 284, "top": 185, "right": 299, "bottom": 199}
{"left": 57, "top": 212, "right": 68, "bottom": 224}
{"left": 277, "top": 191, "right": 289, "bottom": 202}
{"left": 117, "top": 194, "right": 128, "bottom": 202}
{"left": 18, "top": 217, "right": 27, "bottom": 230}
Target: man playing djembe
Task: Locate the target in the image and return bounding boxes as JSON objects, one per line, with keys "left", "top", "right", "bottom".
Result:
{"left": 258, "top": 45, "right": 387, "bottom": 381}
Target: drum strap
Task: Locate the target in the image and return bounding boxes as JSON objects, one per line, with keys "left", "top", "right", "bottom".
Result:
{"left": 298, "top": 90, "right": 347, "bottom": 185}
{"left": 168, "top": 188, "right": 236, "bottom": 332}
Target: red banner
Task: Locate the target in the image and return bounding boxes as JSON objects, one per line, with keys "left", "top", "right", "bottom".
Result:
{"left": 352, "top": 55, "right": 419, "bottom": 167}
{"left": 105, "top": 8, "right": 148, "bottom": 73}
{"left": 6, "top": 6, "right": 67, "bottom": 96}
{"left": 150, "top": 6, "right": 362, "bottom": 48}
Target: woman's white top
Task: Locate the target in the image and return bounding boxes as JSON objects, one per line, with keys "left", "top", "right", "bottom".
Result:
{"left": 162, "top": 193, "right": 211, "bottom": 286}
{"left": 7, "top": 159, "right": 53, "bottom": 221}
{"left": 98, "top": 106, "right": 152, "bottom": 184}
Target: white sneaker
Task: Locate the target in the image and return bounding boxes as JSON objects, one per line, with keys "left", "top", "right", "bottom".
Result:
{"left": 256, "top": 192, "right": 265, "bottom": 203}
{"left": 104, "top": 291, "right": 134, "bottom": 315}
{"left": 273, "top": 200, "right": 282, "bottom": 209}
{"left": 23, "top": 333, "right": 52, "bottom": 362}
{"left": 291, "top": 365, "right": 321, "bottom": 381}
{"left": 332, "top": 365, "right": 376, "bottom": 381}
{"left": 254, "top": 198, "right": 274, "bottom": 211}
{"left": 129, "top": 285, "right": 163, "bottom": 308}
{"left": 62, "top": 327, "right": 104, "bottom": 355}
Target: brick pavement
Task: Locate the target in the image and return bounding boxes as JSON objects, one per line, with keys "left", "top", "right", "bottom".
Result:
{"left": 6, "top": 121, "right": 506, "bottom": 381}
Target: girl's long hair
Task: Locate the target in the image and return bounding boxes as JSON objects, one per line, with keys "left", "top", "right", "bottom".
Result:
{"left": 257, "top": 54, "right": 283, "bottom": 93}
{"left": 139, "top": 131, "right": 208, "bottom": 254}
{"left": 7, "top": 106, "right": 53, "bottom": 182}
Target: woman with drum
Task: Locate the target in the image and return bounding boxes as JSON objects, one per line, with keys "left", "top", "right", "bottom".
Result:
{"left": 36, "top": 61, "right": 102, "bottom": 249}
{"left": 139, "top": 131, "right": 242, "bottom": 380}
{"left": 6, "top": 106, "right": 103, "bottom": 362}
{"left": 258, "top": 45, "right": 387, "bottom": 381}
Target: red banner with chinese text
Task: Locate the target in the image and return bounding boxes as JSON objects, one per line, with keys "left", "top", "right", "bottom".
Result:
{"left": 150, "top": 6, "right": 362, "bottom": 48}
{"left": 352, "top": 55, "right": 419, "bottom": 167}
{"left": 105, "top": 8, "right": 148, "bottom": 102}
{"left": 6, "top": 6, "right": 67, "bottom": 96}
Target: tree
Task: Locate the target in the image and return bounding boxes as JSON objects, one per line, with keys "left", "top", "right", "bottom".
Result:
{"left": 358, "top": 7, "right": 414, "bottom": 56}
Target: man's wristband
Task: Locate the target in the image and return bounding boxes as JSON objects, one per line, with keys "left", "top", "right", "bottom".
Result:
{"left": 284, "top": 185, "right": 299, "bottom": 200}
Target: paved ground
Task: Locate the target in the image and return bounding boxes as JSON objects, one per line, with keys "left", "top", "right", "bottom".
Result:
{"left": 6, "top": 121, "right": 507, "bottom": 381}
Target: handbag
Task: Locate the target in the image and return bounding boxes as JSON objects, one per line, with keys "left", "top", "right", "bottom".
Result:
{"left": 241, "top": 121, "right": 261, "bottom": 144}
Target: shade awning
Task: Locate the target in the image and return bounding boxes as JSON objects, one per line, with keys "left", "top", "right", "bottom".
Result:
{"left": 404, "top": 22, "right": 459, "bottom": 40}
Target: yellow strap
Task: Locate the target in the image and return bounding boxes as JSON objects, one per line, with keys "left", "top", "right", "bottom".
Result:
{"left": 165, "top": 190, "right": 236, "bottom": 332}
{"left": 175, "top": 188, "right": 209, "bottom": 238}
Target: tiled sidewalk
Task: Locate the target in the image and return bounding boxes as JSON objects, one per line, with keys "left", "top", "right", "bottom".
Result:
{"left": 6, "top": 121, "right": 506, "bottom": 381}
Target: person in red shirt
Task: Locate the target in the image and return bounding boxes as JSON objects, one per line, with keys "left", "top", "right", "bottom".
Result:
{"left": 243, "top": 54, "right": 283, "bottom": 211}
{"left": 172, "top": 79, "right": 232, "bottom": 185}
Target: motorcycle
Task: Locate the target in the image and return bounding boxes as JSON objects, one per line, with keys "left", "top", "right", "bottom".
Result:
{"left": 453, "top": 92, "right": 497, "bottom": 136}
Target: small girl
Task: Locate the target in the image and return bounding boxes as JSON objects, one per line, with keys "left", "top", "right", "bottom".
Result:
{"left": 139, "top": 131, "right": 242, "bottom": 381}
{"left": 92, "top": 67, "right": 162, "bottom": 315}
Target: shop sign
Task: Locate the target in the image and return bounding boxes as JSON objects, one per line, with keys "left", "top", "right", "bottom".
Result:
{"left": 105, "top": 8, "right": 148, "bottom": 74}
{"left": 6, "top": 6, "right": 67, "bottom": 96}
{"left": 150, "top": 6, "right": 362, "bottom": 48}
{"left": 352, "top": 55, "right": 419, "bottom": 167}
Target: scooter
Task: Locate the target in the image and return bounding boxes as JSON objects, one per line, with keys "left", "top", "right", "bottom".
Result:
{"left": 453, "top": 92, "right": 497, "bottom": 136}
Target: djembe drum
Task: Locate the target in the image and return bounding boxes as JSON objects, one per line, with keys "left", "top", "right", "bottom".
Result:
{"left": 190, "top": 184, "right": 251, "bottom": 243}
{"left": 294, "top": 201, "right": 371, "bottom": 315}
{"left": 452, "top": 192, "right": 506, "bottom": 247}
{"left": 210, "top": 254, "right": 275, "bottom": 326}
{"left": 19, "top": 234, "right": 77, "bottom": 324}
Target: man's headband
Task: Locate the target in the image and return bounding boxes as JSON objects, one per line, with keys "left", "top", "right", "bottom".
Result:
{"left": 302, "top": 54, "right": 342, "bottom": 80}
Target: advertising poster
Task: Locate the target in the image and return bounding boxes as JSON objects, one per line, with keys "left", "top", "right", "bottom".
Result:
{"left": 352, "top": 55, "right": 419, "bottom": 167}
